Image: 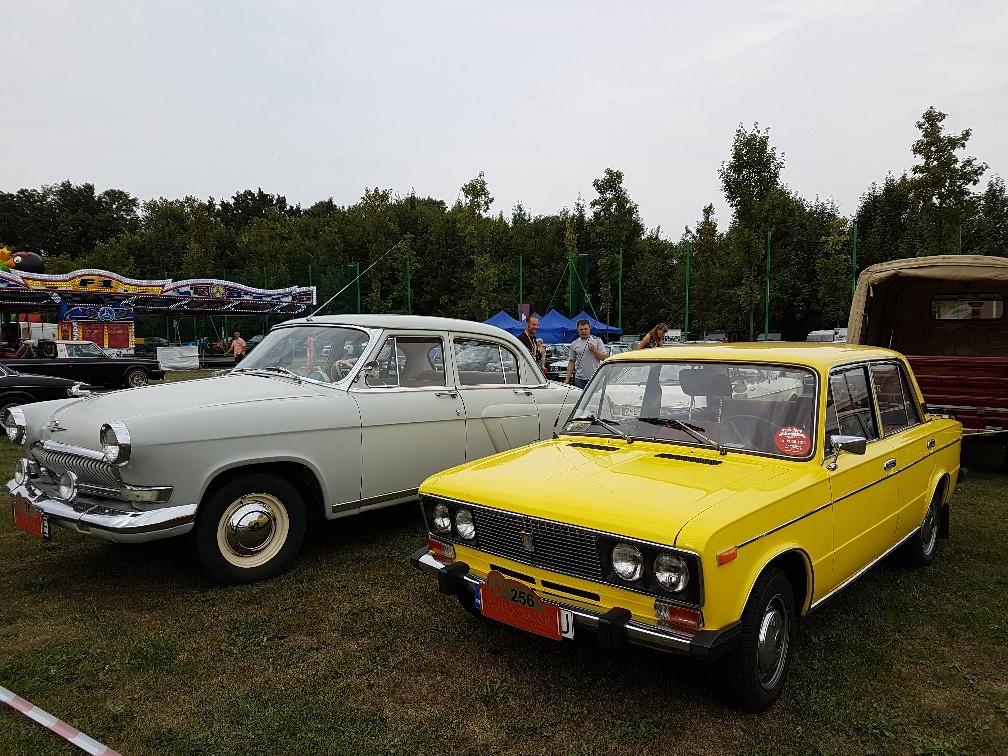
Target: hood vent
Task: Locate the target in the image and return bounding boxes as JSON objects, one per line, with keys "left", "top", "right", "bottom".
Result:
{"left": 655, "top": 452, "right": 723, "bottom": 466}
{"left": 567, "top": 442, "right": 618, "bottom": 452}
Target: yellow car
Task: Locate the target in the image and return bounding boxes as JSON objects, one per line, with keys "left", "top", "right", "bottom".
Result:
{"left": 410, "top": 344, "right": 962, "bottom": 710}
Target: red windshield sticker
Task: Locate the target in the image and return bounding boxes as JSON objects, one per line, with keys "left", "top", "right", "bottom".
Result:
{"left": 775, "top": 426, "right": 811, "bottom": 456}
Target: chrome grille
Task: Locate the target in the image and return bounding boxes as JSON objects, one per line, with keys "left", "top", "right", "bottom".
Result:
{"left": 471, "top": 506, "right": 603, "bottom": 580}
{"left": 34, "top": 445, "right": 122, "bottom": 493}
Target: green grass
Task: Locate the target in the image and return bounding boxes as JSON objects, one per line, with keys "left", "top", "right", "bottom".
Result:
{"left": 0, "top": 442, "right": 1005, "bottom": 754}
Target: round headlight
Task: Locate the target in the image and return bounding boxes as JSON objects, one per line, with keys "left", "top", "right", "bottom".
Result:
{"left": 432, "top": 503, "right": 451, "bottom": 533}
{"left": 455, "top": 508, "right": 476, "bottom": 540}
{"left": 14, "top": 458, "right": 29, "bottom": 486}
{"left": 611, "top": 543, "right": 643, "bottom": 582}
{"left": 4, "top": 407, "right": 26, "bottom": 444}
{"left": 58, "top": 470, "right": 78, "bottom": 501}
{"left": 100, "top": 422, "right": 131, "bottom": 465}
{"left": 654, "top": 552, "right": 689, "bottom": 592}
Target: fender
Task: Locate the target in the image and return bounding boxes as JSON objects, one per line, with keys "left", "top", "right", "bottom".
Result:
{"left": 735, "top": 544, "right": 815, "bottom": 619}
{"left": 197, "top": 454, "right": 332, "bottom": 512}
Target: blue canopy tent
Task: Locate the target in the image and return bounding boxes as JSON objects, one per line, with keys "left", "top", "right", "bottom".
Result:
{"left": 573, "top": 310, "right": 623, "bottom": 337}
{"left": 536, "top": 309, "right": 577, "bottom": 343}
{"left": 483, "top": 310, "right": 524, "bottom": 336}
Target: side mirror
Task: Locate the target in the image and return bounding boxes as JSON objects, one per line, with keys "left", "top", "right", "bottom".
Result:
{"left": 359, "top": 361, "right": 378, "bottom": 386}
{"left": 827, "top": 434, "right": 867, "bottom": 470}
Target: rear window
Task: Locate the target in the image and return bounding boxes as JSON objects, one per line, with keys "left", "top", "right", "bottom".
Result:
{"left": 930, "top": 293, "right": 1004, "bottom": 320}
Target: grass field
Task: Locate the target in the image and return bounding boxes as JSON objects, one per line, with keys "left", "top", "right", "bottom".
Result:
{"left": 0, "top": 423, "right": 1005, "bottom": 754}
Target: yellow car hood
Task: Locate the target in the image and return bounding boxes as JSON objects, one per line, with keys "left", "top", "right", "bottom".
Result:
{"left": 421, "top": 437, "right": 796, "bottom": 546}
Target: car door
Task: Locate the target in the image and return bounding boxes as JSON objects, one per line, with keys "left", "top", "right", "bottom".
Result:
{"left": 351, "top": 333, "right": 466, "bottom": 501}
{"left": 825, "top": 364, "right": 900, "bottom": 589}
{"left": 452, "top": 336, "right": 540, "bottom": 459}
{"left": 869, "top": 360, "right": 934, "bottom": 541}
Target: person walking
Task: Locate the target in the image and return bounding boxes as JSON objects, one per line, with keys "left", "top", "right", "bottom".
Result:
{"left": 637, "top": 322, "right": 669, "bottom": 350}
{"left": 565, "top": 319, "right": 606, "bottom": 389}
{"left": 518, "top": 314, "right": 547, "bottom": 370}
{"left": 229, "top": 330, "right": 247, "bottom": 363}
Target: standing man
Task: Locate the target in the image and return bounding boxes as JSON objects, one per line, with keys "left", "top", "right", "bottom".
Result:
{"left": 565, "top": 319, "right": 606, "bottom": 389}
{"left": 518, "top": 314, "right": 547, "bottom": 371}
{"left": 229, "top": 330, "right": 247, "bottom": 363}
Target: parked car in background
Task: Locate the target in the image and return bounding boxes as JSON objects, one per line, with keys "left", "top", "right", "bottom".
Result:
{"left": 134, "top": 336, "right": 170, "bottom": 358}
{"left": 0, "top": 364, "right": 87, "bottom": 414}
{"left": 807, "top": 329, "right": 847, "bottom": 343}
{"left": 2, "top": 339, "right": 164, "bottom": 388}
{"left": 6, "top": 315, "right": 581, "bottom": 584}
{"left": 848, "top": 255, "right": 1008, "bottom": 442}
{"left": 411, "top": 343, "right": 962, "bottom": 710}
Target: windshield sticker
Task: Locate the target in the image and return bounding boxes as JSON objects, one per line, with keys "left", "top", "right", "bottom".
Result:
{"left": 775, "top": 426, "right": 811, "bottom": 456}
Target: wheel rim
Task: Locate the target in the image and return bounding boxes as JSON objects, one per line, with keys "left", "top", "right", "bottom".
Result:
{"left": 128, "top": 371, "right": 148, "bottom": 387}
{"left": 921, "top": 498, "right": 938, "bottom": 556}
{"left": 216, "top": 493, "right": 290, "bottom": 569}
{"left": 756, "top": 594, "right": 789, "bottom": 691}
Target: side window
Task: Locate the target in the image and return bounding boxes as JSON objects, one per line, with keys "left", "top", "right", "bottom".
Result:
{"left": 501, "top": 348, "right": 520, "bottom": 384}
{"left": 454, "top": 339, "right": 509, "bottom": 386}
{"left": 827, "top": 367, "right": 879, "bottom": 442}
{"left": 365, "top": 337, "right": 400, "bottom": 388}
{"left": 870, "top": 362, "right": 920, "bottom": 435}
{"left": 898, "top": 365, "right": 922, "bottom": 426}
{"left": 396, "top": 337, "right": 446, "bottom": 388}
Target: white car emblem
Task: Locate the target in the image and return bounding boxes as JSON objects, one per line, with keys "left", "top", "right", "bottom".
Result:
{"left": 46, "top": 420, "right": 67, "bottom": 433}
{"left": 520, "top": 530, "right": 535, "bottom": 553}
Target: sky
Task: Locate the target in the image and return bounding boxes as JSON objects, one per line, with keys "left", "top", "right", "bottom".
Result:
{"left": 2, "top": 1, "right": 1006, "bottom": 236}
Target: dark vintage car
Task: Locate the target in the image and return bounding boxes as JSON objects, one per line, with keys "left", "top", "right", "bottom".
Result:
{"left": 1, "top": 340, "right": 165, "bottom": 388}
{"left": 0, "top": 364, "right": 86, "bottom": 414}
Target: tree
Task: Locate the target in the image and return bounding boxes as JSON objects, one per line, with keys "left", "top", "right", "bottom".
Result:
{"left": 588, "top": 169, "right": 644, "bottom": 320}
{"left": 975, "top": 175, "right": 1008, "bottom": 255}
{"left": 910, "top": 106, "right": 988, "bottom": 254}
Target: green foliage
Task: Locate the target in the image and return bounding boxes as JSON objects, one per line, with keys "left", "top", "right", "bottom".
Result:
{"left": 0, "top": 107, "right": 1000, "bottom": 339}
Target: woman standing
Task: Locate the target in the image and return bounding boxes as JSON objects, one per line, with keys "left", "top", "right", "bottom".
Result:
{"left": 637, "top": 322, "right": 669, "bottom": 350}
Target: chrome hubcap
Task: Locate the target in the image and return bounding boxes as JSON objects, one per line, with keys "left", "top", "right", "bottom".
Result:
{"left": 756, "top": 596, "right": 789, "bottom": 690}
{"left": 225, "top": 500, "right": 277, "bottom": 555}
{"left": 129, "top": 372, "right": 147, "bottom": 386}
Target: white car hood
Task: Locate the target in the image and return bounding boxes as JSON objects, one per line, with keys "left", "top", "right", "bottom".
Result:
{"left": 27, "top": 373, "right": 327, "bottom": 449}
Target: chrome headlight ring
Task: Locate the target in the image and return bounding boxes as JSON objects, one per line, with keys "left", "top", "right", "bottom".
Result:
{"left": 611, "top": 542, "right": 644, "bottom": 582}
{"left": 654, "top": 552, "right": 690, "bottom": 593}
{"left": 100, "top": 421, "right": 131, "bottom": 466}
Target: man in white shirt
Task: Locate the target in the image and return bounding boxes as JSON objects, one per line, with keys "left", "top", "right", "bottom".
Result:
{"left": 565, "top": 319, "right": 606, "bottom": 388}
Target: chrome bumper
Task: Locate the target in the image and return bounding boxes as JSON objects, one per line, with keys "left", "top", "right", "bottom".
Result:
{"left": 410, "top": 547, "right": 739, "bottom": 660}
{"left": 7, "top": 480, "right": 197, "bottom": 544}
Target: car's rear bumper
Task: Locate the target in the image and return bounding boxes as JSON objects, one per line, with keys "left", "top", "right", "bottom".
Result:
{"left": 7, "top": 480, "right": 196, "bottom": 543}
{"left": 410, "top": 546, "right": 739, "bottom": 660}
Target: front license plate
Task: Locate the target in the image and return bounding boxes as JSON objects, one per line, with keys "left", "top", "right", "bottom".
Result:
{"left": 12, "top": 494, "right": 50, "bottom": 540}
{"left": 477, "top": 571, "right": 574, "bottom": 641}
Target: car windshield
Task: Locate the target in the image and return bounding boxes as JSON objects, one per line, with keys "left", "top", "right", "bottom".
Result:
{"left": 564, "top": 360, "right": 818, "bottom": 459}
{"left": 66, "top": 342, "right": 107, "bottom": 358}
{"left": 237, "top": 325, "right": 372, "bottom": 383}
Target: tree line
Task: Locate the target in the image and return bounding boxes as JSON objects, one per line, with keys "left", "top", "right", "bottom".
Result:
{"left": 0, "top": 106, "right": 1004, "bottom": 341}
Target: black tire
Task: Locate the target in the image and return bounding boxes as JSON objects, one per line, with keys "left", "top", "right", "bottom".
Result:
{"left": 900, "top": 487, "right": 942, "bottom": 567}
{"left": 194, "top": 473, "right": 307, "bottom": 584}
{"left": 123, "top": 368, "right": 149, "bottom": 388}
{"left": 0, "top": 394, "right": 30, "bottom": 416}
{"left": 723, "top": 567, "right": 797, "bottom": 712}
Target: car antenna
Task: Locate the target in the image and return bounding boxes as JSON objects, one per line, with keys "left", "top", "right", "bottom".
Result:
{"left": 306, "top": 237, "right": 407, "bottom": 322}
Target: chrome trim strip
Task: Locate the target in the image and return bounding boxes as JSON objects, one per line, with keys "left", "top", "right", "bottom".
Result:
{"left": 331, "top": 487, "right": 419, "bottom": 514}
{"left": 38, "top": 440, "right": 109, "bottom": 464}
{"left": 809, "top": 528, "right": 917, "bottom": 611}
{"left": 736, "top": 503, "right": 833, "bottom": 549}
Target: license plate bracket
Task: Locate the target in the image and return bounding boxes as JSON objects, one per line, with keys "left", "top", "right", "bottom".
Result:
{"left": 477, "top": 571, "right": 573, "bottom": 641}
{"left": 12, "top": 493, "right": 50, "bottom": 540}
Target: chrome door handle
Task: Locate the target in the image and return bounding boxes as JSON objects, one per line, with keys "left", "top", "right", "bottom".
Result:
{"left": 927, "top": 439, "right": 936, "bottom": 450}
{"left": 512, "top": 388, "right": 533, "bottom": 396}
{"left": 435, "top": 391, "right": 459, "bottom": 398}
{"left": 883, "top": 458, "right": 897, "bottom": 471}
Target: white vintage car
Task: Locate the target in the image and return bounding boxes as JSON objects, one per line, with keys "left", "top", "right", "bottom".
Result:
{"left": 4, "top": 315, "right": 581, "bottom": 583}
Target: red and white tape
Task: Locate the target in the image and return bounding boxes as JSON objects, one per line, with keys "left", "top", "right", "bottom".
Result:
{"left": 1, "top": 684, "right": 121, "bottom": 755}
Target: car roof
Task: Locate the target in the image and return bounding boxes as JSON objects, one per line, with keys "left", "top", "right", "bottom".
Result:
{"left": 607, "top": 342, "right": 905, "bottom": 371}
{"left": 281, "top": 314, "right": 516, "bottom": 340}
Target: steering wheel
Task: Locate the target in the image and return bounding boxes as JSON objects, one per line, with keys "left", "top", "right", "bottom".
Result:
{"left": 306, "top": 366, "right": 331, "bottom": 383}
{"left": 720, "top": 414, "right": 777, "bottom": 449}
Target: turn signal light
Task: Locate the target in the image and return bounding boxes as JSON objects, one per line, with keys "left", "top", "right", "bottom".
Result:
{"left": 428, "top": 538, "right": 456, "bottom": 562}
{"left": 716, "top": 547, "right": 738, "bottom": 566}
{"left": 655, "top": 600, "right": 702, "bottom": 631}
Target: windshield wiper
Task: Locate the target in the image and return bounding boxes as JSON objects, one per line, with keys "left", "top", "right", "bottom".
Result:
{"left": 234, "top": 365, "right": 302, "bottom": 383}
{"left": 637, "top": 416, "right": 726, "bottom": 455}
{"left": 567, "top": 415, "right": 633, "bottom": 444}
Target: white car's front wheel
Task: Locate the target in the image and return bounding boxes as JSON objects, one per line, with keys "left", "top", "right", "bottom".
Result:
{"left": 195, "top": 474, "right": 307, "bottom": 584}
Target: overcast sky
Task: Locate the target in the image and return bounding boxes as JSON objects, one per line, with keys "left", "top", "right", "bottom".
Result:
{"left": 2, "top": 1, "right": 1005, "bottom": 236}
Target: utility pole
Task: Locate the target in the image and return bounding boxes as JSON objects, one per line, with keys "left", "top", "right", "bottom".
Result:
{"left": 764, "top": 230, "right": 772, "bottom": 341}
{"left": 617, "top": 247, "right": 623, "bottom": 330}
{"left": 851, "top": 221, "right": 858, "bottom": 300}
{"left": 406, "top": 259, "right": 412, "bottom": 314}
{"left": 354, "top": 262, "right": 361, "bottom": 313}
{"left": 684, "top": 241, "right": 691, "bottom": 342}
